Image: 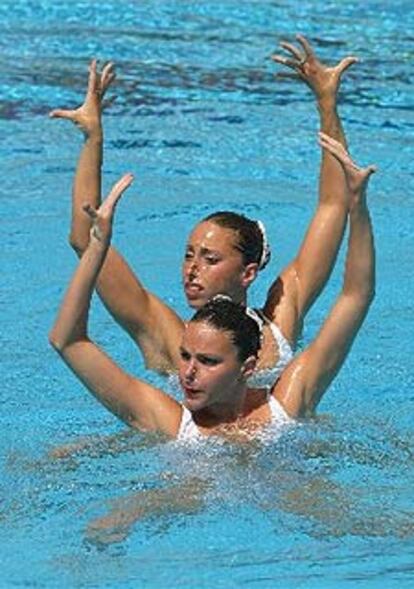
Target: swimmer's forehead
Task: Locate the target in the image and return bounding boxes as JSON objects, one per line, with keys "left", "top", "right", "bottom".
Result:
{"left": 186, "top": 221, "right": 239, "bottom": 250}
{"left": 182, "top": 320, "right": 236, "bottom": 353}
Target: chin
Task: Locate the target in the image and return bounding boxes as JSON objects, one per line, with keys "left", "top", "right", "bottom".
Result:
{"left": 183, "top": 396, "right": 205, "bottom": 413}
{"left": 185, "top": 295, "right": 206, "bottom": 310}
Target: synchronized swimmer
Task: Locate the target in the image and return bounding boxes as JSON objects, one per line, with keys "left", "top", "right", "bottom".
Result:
{"left": 49, "top": 133, "right": 376, "bottom": 440}
{"left": 49, "top": 34, "right": 376, "bottom": 442}
{"left": 50, "top": 35, "right": 359, "bottom": 385}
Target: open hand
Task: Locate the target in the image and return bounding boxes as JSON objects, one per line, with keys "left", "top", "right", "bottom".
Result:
{"left": 318, "top": 132, "right": 376, "bottom": 204}
{"left": 83, "top": 173, "right": 134, "bottom": 245}
{"left": 271, "top": 34, "right": 357, "bottom": 102}
{"left": 49, "top": 59, "right": 116, "bottom": 136}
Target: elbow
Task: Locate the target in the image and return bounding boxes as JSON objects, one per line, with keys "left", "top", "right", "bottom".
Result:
{"left": 68, "top": 231, "right": 88, "bottom": 257}
{"left": 367, "top": 285, "right": 376, "bottom": 306}
{"left": 363, "top": 277, "right": 376, "bottom": 308}
{"left": 48, "top": 328, "right": 65, "bottom": 354}
{"left": 356, "top": 284, "right": 375, "bottom": 313}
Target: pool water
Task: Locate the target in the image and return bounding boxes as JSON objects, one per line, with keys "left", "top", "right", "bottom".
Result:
{"left": 1, "top": 1, "right": 414, "bottom": 587}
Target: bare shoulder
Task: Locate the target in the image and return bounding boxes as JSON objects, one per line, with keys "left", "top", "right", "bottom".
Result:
{"left": 126, "top": 378, "right": 183, "bottom": 437}
{"left": 271, "top": 350, "right": 311, "bottom": 418}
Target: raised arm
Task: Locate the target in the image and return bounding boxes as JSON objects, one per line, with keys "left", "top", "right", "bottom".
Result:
{"left": 266, "top": 35, "right": 358, "bottom": 343}
{"left": 49, "top": 175, "right": 182, "bottom": 437}
{"left": 273, "top": 134, "right": 376, "bottom": 418}
{"left": 50, "top": 60, "right": 184, "bottom": 374}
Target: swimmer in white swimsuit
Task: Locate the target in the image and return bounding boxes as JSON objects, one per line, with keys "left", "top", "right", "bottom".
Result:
{"left": 51, "top": 35, "right": 356, "bottom": 380}
{"left": 50, "top": 135, "right": 376, "bottom": 442}
{"left": 178, "top": 393, "right": 293, "bottom": 442}
{"left": 168, "top": 314, "right": 293, "bottom": 393}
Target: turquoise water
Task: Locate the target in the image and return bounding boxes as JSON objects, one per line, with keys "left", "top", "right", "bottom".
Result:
{"left": 1, "top": 1, "right": 414, "bottom": 587}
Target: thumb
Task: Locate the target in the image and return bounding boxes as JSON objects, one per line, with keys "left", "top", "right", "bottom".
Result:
{"left": 49, "top": 108, "right": 77, "bottom": 121}
{"left": 337, "top": 56, "right": 358, "bottom": 76}
{"left": 100, "top": 173, "right": 134, "bottom": 216}
{"left": 365, "top": 164, "right": 377, "bottom": 178}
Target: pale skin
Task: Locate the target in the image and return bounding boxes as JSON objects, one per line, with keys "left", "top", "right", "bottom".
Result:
{"left": 50, "top": 35, "right": 358, "bottom": 375}
{"left": 49, "top": 133, "right": 376, "bottom": 439}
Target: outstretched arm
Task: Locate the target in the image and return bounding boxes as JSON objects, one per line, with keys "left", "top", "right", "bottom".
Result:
{"left": 273, "top": 134, "right": 376, "bottom": 418}
{"left": 266, "top": 35, "right": 358, "bottom": 344}
{"left": 50, "top": 61, "right": 184, "bottom": 374}
{"left": 49, "top": 175, "right": 182, "bottom": 437}
{"left": 50, "top": 59, "right": 113, "bottom": 252}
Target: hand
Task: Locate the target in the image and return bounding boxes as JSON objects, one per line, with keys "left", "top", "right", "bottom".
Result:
{"left": 49, "top": 59, "right": 116, "bottom": 136}
{"left": 84, "top": 173, "right": 134, "bottom": 246}
{"left": 318, "top": 132, "right": 376, "bottom": 204}
{"left": 271, "top": 34, "right": 357, "bottom": 103}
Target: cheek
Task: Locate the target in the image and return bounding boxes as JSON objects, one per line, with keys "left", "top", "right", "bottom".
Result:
{"left": 205, "top": 365, "right": 241, "bottom": 393}
{"left": 206, "top": 263, "right": 241, "bottom": 286}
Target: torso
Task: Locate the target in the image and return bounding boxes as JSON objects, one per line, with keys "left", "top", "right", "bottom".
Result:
{"left": 177, "top": 389, "right": 293, "bottom": 442}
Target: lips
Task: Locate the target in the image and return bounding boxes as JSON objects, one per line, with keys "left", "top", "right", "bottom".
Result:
{"left": 181, "top": 383, "right": 203, "bottom": 400}
{"left": 184, "top": 282, "right": 204, "bottom": 299}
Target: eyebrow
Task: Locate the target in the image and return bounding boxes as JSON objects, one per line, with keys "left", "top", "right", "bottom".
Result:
{"left": 186, "top": 245, "right": 222, "bottom": 256}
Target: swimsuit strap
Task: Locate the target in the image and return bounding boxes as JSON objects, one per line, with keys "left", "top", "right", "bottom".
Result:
{"left": 177, "top": 405, "right": 203, "bottom": 441}
{"left": 266, "top": 319, "right": 294, "bottom": 364}
{"left": 267, "top": 394, "right": 293, "bottom": 423}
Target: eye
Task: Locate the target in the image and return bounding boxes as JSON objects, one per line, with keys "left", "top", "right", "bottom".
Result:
{"left": 184, "top": 248, "right": 194, "bottom": 261}
{"left": 198, "top": 355, "right": 220, "bottom": 366}
{"left": 179, "top": 348, "right": 191, "bottom": 361}
{"left": 204, "top": 254, "right": 221, "bottom": 265}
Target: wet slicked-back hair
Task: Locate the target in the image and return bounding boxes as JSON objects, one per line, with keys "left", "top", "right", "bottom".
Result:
{"left": 203, "top": 211, "right": 270, "bottom": 270}
{"left": 190, "top": 297, "right": 262, "bottom": 362}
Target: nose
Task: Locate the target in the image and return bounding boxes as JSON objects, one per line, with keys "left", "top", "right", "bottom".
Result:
{"left": 185, "top": 359, "right": 197, "bottom": 381}
{"left": 186, "top": 259, "right": 199, "bottom": 280}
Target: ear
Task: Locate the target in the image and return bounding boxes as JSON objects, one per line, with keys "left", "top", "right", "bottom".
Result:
{"left": 241, "top": 263, "right": 259, "bottom": 288}
{"left": 241, "top": 355, "right": 257, "bottom": 380}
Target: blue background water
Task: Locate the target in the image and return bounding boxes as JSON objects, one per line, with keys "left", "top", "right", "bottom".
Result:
{"left": 1, "top": 1, "right": 413, "bottom": 587}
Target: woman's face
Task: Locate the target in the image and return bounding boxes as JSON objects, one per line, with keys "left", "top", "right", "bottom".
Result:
{"left": 178, "top": 320, "right": 247, "bottom": 413}
{"left": 182, "top": 221, "right": 257, "bottom": 309}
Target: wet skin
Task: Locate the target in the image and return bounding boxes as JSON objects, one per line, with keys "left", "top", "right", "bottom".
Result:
{"left": 182, "top": 221, "right": 258, "bottom": 309}
{"left": 178, "top": 320, "right": 251, "bottom": 415}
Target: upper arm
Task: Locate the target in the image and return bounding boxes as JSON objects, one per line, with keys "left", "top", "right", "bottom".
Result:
{"left": 264, "top": 201, "right": 348, "bottom": 342}
{"left": 287, "top": 202, "right": 348, "bottom": 315}
{"left": 96, "top": 246, "right": 185, "bottom": 373}
{"left": 58, "top": 338, "right": 182, "bottom": 437}
{"left": 273, "top": 291, "right": 371, "bottom": 418}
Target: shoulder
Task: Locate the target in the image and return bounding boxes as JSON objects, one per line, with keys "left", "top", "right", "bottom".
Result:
{"left": 128, "top": 379, "right": 184, "bottom": 437}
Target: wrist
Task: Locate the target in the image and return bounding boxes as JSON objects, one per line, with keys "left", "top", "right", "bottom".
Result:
{"left": 349, "top": 197, "right": 368, "bottom": 217}
{"left": 317, "top": 95, "right": 337, "bottom": 113}
{"left": 85, "top": 127, "right": 103, "bottom": 143}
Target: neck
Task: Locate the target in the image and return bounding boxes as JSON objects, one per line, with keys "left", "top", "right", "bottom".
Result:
{"left": 232, "top": 290, "right": 247, "bottom": 307}
{"left": 194, "top": 384, "right": 249, "bottom": 426}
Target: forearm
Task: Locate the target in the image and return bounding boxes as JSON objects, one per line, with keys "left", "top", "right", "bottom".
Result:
{"left": 318, "top": 98, "right": 348, "bottom": 207}
{"left": 318, "top": 97, "right": 346, "bottom": 144}
{"left": 70, "top": 130, "right": 103, "bottom": 255}
{"left": 343, "top": 203, "right": 375, "bottom": 301}
{"left": 49, "top": 239, "right": 107, "bottom": 351}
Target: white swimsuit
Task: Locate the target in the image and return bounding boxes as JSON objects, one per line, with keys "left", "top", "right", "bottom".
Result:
{"left": 247, "top": 320, "right": 293, "bottom": 389}
{"left": 177, "top": 394, "right": 293, "bottom": 442}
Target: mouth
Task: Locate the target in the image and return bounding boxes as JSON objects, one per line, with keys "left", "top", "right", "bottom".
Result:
{"left": 184, "top": 282, "right": 204, "bottom": 299}
{"left": 181, "top": 384, "right": 203, "bottom": 400}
